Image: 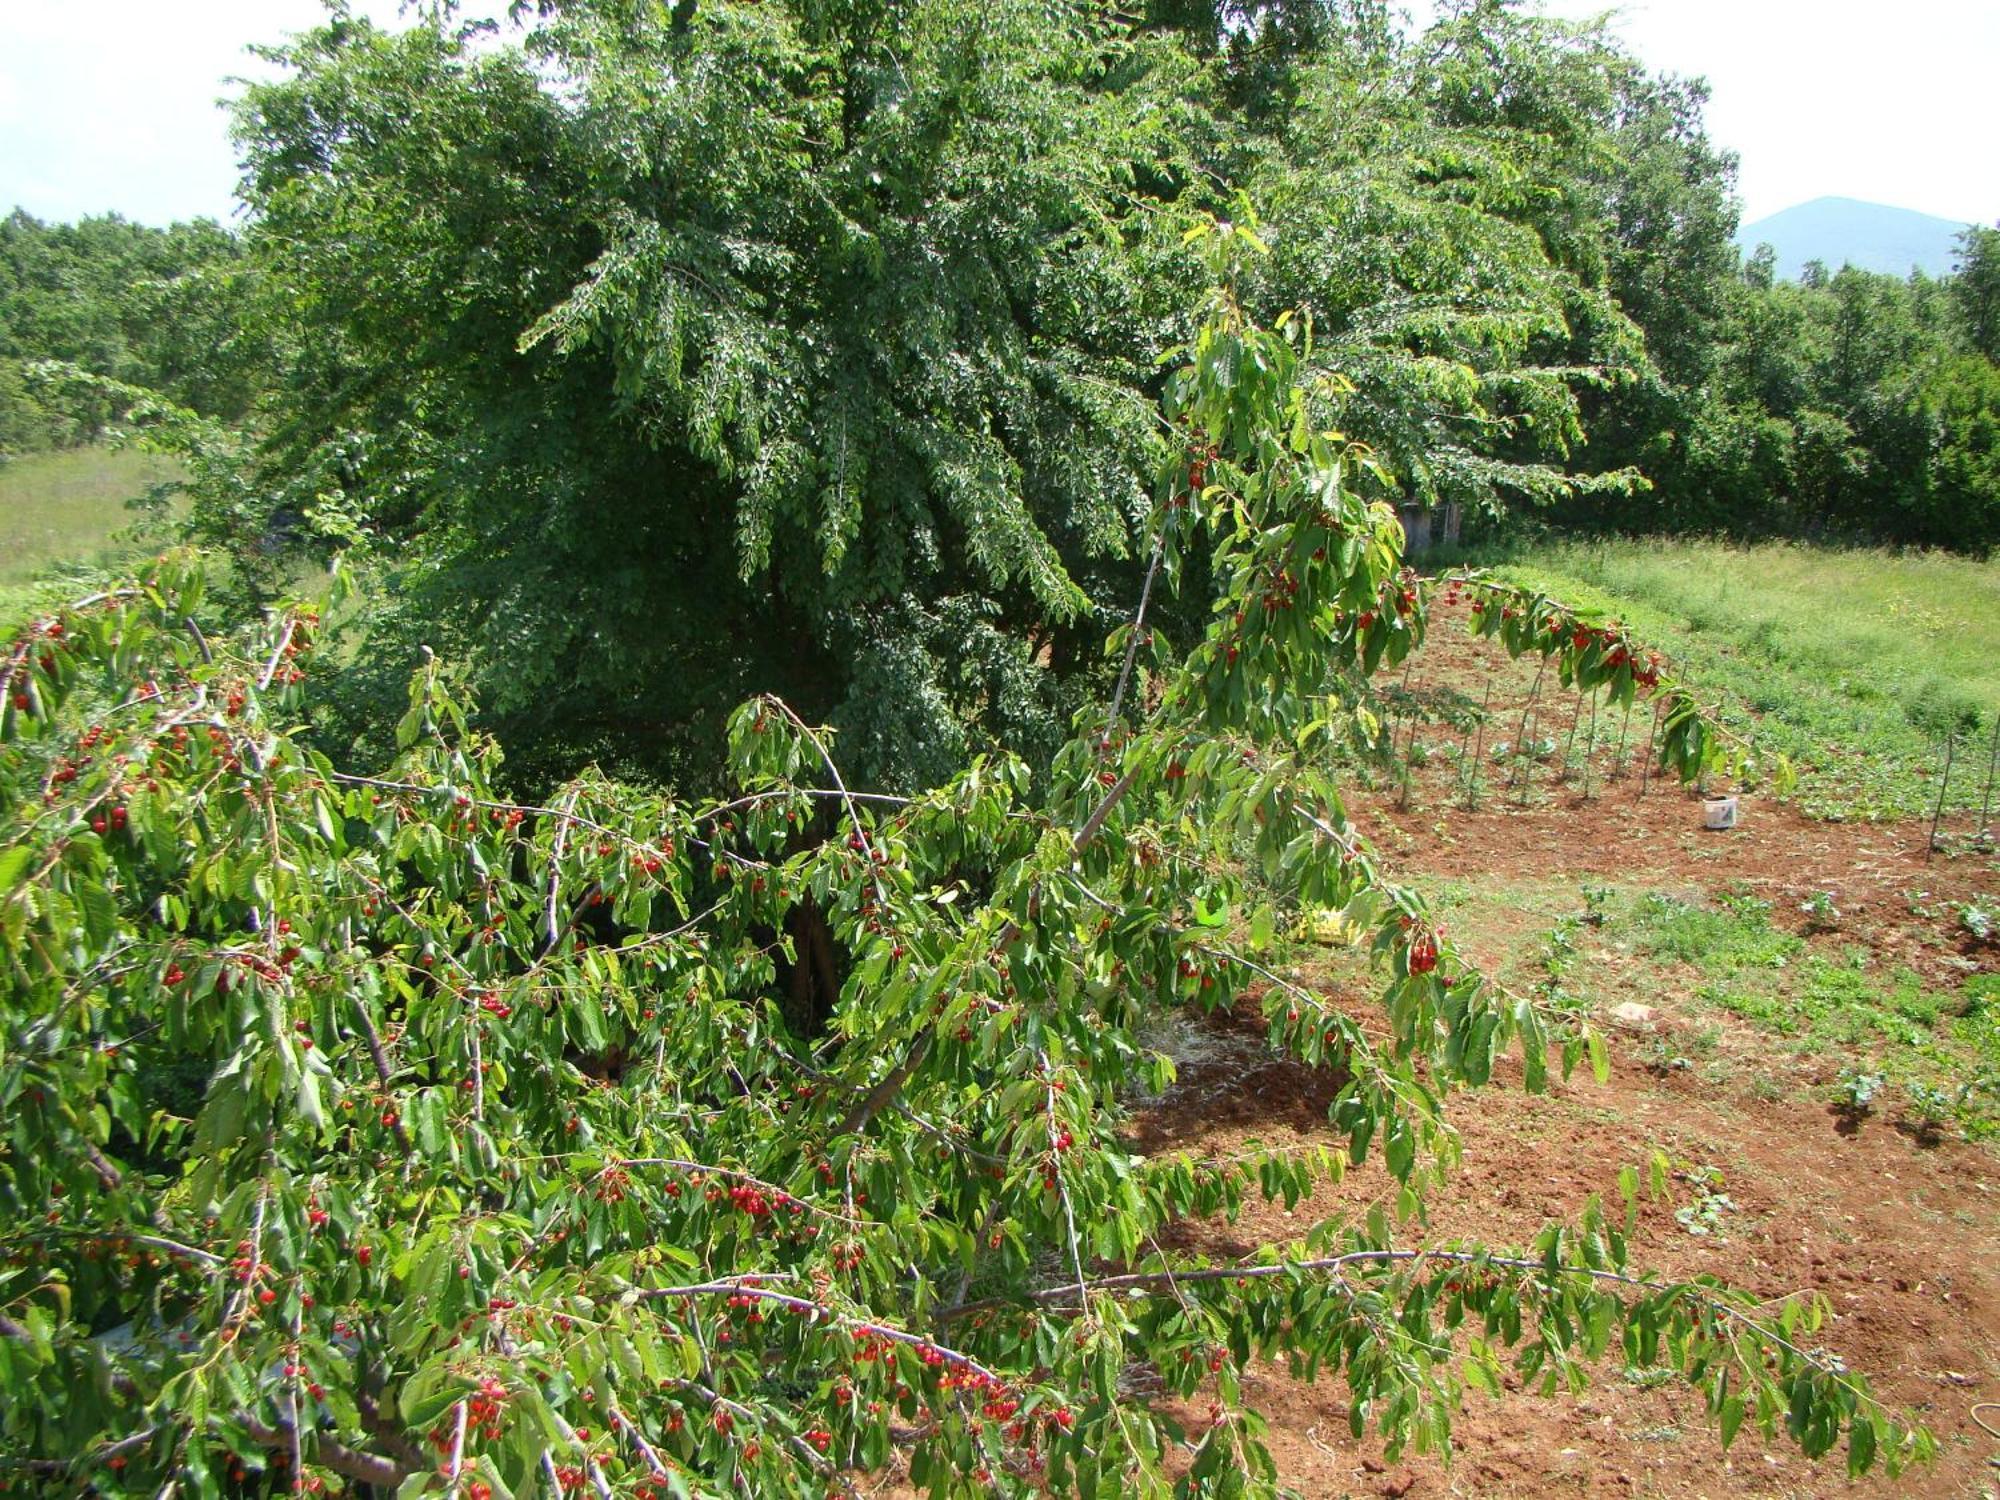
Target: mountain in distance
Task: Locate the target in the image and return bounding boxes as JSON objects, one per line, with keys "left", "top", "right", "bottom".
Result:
{"left": 1736, "top": 196, "right": 1974, "bottom": 282}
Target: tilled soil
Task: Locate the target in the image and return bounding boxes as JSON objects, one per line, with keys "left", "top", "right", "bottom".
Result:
{"left": 1135, "top": 987, "right": 1997, "bottom": 1498}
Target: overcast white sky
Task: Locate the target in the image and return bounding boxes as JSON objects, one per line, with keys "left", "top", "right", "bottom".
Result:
{"left": 1, "top": 1, "right": 1995, "bottom": 229}
{"left": 1528, "top": 0, "right": 1998, "bottom": 228}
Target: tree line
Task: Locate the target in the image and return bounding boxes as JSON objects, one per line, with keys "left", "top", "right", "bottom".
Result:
{"left": 2, "top": 0, "right": 1995, "bottom": 792}
{"left": 0, "top": 211, "right": 253, "bottom": 451}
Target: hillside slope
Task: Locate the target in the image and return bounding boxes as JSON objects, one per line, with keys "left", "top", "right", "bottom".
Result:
{"left": 1737, "top": 196, "right": 1972, "bottom": 280}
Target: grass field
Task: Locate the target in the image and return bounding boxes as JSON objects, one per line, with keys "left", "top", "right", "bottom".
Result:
{"left": 1475, "top": 537, "right": 2000, "bottom": 822}
{"left": 0, "top": 445, "right": 182, "bottom": 626}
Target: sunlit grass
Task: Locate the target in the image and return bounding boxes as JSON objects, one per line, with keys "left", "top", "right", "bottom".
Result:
{"left": 0, "top": 446, "right": 181, "bottom": 581}
{"left": 1469, "top": 537, "right": 2000, "bottom": 821}
{"left": 0, "top": 445, "right": 183, "bottom": 628}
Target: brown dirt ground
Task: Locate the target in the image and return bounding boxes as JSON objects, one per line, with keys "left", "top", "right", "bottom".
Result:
{"left": 1116, "top": 597, "right": 2000, "bottom": 1498}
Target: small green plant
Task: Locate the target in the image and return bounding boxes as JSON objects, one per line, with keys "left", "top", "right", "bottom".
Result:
{"left": 1639, "top": 1035, "right": 1692, "bottom": 1075}
{"left": 1901, "top": 1082, "right": 1957, "bottom": 1144}
{"left": 1955, "top": 900, "right": 1994, "bottom": 943}
{"left": 1580, "top": 882, "right": 1616, "bottom": 927}
{"left": 1545, "top": 913, "right": 1582, "bottom": 969}
{"left": 1834, "top": 1067, "right": 1886, "bottom": 1122}
{"left": 1530, "top": 914, "right": 1594, "bottom": 1014}
{"left": 1673, "top": 1165, "right": 1737, "bottom": 1237}
{"left": 1800, "top": 889, "right": 1841, "bottom": 931}
{"left": 1492, "top": 734, "right": 1557, "bottom": 763}
{"left": 1719, "top": 886, "right": 1772, "bottom": 920}
{"left": 1622, "top": 1366, "right": 1680, "bottom": 1392}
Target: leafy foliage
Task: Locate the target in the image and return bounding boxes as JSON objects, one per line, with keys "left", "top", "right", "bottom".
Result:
{"left": 1580, "top": 232, "right": 2000, "bottom": 551}
{"left": 0, "top": 240, "right": 1928, "bottom": 1496}
{"left": 1242, "top": 5, "right": 1654, "bottom": 520}
{"left": 225, "top": 0, "right": 1196, "bottom": 790}
{"left": 205, "top": 0, "right": 1801, "bottom": 791}
{"left": 0, "top": 211, "right": 253, "bottom": 455}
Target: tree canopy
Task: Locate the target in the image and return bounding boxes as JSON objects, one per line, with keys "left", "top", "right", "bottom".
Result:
{"left": 204, "top": 0, "right": 1819, "bottom": 792}
{"left": 0, "top": 212, "right": 252, "bottom": 454}
{"left": 227, "top": 0, "right": 1202, "bottom": 790}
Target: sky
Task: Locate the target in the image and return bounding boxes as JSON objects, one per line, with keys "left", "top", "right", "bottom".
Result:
{"left": 1526, "top": 0, "right": 1999, "bottom": 228}
{"left": 0, "top": 1, "right": 1995, "bottom": 229}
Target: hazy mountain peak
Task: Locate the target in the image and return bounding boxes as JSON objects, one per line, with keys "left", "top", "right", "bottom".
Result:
{"left": 1736, "top": 196, "right": 1974, "bottom": 281}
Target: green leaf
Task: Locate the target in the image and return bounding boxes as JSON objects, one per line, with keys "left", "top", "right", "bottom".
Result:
{"left": 1847, "top": 1413, "right": 1877, "bottom": 1476}
{"left": 295, "top": 1069, "right": 326, "bottom": 1131}
{"left": 77, "top": 879, "right": 117, "bottom": 948}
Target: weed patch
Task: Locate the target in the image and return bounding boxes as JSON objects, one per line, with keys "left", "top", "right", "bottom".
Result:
{"left": 1614, "top": 888, "right": 1997, "bottom": 1136}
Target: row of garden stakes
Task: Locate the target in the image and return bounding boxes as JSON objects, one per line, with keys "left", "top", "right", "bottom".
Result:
{"left": 1445, "top": 668, "right": 1666, "bottom": 811}
{"left": 1928, "top": 714, "right": 2000, "bottom": 861}
{"left": 1433, "top": 661, "right": 1996, "bottom": 844}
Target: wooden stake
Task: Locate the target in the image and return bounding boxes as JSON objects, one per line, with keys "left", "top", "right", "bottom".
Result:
{"left": 1927, "top": 732, "right": 1956, "bottom": 860}
{"left": 1560, "top": 684, "right": 1586, "bottom": 782}
{"left": 1638, "top": 700, "right": 1664, "bottom": 799}
{"left": 1463, "top": 681, "right": 1493, "bottom": 809}
{"left": 1980, "top": 714, "right": 1999, "bottom": 840}
{"left": 1511, "top": 659, "right": 1548, "bottom": 802}
{"left": 1582, "top": 690, "right": 1602, "bottom": 801}
{"left": 1397, "top": 720, "right": 1414, "bottom": 812}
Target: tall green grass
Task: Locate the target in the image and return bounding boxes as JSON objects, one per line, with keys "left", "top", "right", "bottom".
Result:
{"left": 0, "top": 446, "right": 180, "bottom": 583}
{"left": 0, "top": 445, "right": 181, "bottom": 628}
{"left": 1477, "top": 538, "right": 2000, "bottom": 821}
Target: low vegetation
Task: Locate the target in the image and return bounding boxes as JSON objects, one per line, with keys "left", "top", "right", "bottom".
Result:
{"left": 0, "top": 445, "right": 180, "bottom": 629}
{"left": 1483, "top": 537, "right": 2000, "bottom": 821}
{"left": 1627, "top": 888, "right": 1999, "bottom": 1138}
